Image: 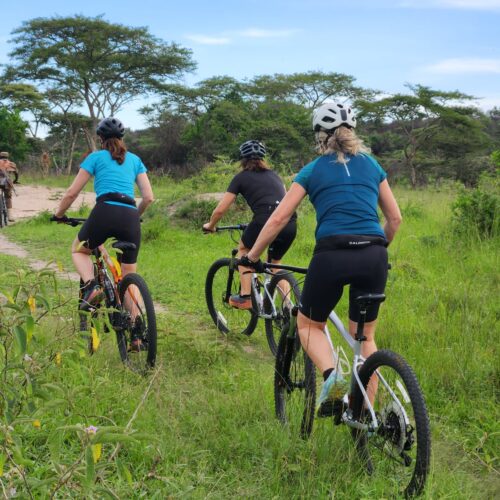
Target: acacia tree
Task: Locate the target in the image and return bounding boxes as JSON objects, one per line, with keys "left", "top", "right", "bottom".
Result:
{"left": 0, "top": 82, "right": 49, "bottom": 138}
{"left": 5, "top": 15, "right": 195, "bottom": 149}
{"left": 249, "top": 71, "right": 374, "bottom": 108}
{"left": 358, "top": 85, "right": 478, "bottom": 187}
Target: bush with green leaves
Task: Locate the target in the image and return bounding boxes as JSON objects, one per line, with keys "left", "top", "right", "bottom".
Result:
{"left": 0, "top": 267, "right": 148, "bottom": 497}
{"left": 452, "top": 172, "right": 499, "bottom": 238}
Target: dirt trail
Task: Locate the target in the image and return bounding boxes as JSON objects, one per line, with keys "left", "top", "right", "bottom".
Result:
{"left": 10, "top": 184, "right": 95, "bottom": 221}
{"left": 0, "top": 185, "right": 166, "bottom": 313}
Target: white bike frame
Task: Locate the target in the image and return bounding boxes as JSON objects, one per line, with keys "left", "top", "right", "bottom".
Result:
{"left": 324, "top": 310, "right": 410, "bottom": 432}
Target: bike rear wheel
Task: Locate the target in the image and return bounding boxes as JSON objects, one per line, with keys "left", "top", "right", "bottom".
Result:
{"left": 274, "top": 325, "right": 316, "bottom": 439}
{"left": 350, "top": 349, "right": 431, "bottom": 498}
{"left": 264, "top": 271, "right": 301, "bottom": 357}
{"left": 117, "top": 273, "right": 157, "bottom": 371}
{"left": 205, "top": 258, "right": 258, "bottom": 336}
{"left": 0, "top": 192, "right": 8, "bottom": 228}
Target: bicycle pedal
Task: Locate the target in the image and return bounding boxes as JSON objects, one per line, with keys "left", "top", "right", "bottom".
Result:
{"left": 317, "top": 399, "right": 345, "bottom": 422}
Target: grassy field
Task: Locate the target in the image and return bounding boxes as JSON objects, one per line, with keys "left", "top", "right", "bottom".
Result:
{"left": 0, "top": 168, "right": 498, "bottom": 498}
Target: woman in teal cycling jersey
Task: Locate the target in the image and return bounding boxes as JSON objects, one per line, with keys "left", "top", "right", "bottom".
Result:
{"left": 241, "top": 103, "right": 402, "bottom": 409}
{"left": 53, "top": 117, "right": 154, "bottom": 309}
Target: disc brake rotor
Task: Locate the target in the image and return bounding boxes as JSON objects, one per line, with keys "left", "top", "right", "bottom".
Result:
{"left": 380, "top": 401, "right": 408, "bottom": 453}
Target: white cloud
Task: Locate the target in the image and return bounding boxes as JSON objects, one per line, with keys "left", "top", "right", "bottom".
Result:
{"left": 235, "top": 28, "right": 300, "bottom": 39}
{"left": 424, "top": 58, "right": 500, "bottom": 74}
{"left": 475, "top": 95, "right": 500, "bottom": 110}
{"left": 400, "top": 0, "right": 500, "bottom": 9}
{"left": 185, "top": 34, "right": 231, "bottom": 45}
{"left": 184, "top": 27, "right": 299, "bottom": 46}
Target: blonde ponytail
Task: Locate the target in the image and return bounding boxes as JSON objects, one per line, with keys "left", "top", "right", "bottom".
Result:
{"left": 317, "top": 126, "right": 370, "bottom": 164}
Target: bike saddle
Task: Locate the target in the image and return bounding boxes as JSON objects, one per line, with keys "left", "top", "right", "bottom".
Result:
{"left": 355, "top": 293, "right": 386, "bottom": 307}
{"left": 112, "top": 241, "right": 137, "bottom": 252}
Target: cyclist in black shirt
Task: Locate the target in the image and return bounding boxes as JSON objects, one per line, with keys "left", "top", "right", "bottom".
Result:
{"left": 203, "top": 140, "right": 297, "bottom": 309}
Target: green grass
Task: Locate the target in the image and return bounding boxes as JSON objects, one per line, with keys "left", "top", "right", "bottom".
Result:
{"left": 1, "top": 177, "right": 499, "bottom": 497}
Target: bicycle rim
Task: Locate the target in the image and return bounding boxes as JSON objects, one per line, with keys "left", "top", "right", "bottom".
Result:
{"left": 351, "top": 349, "right": 431, "bottom": 498}
{"left": 118, "top": 273, "right": 157, "bottom": 373}
{"left": 274, "top": 328, "right": 316, "bottom": 439}
{"left": 205, "top": 258, "right": 258, "bottom": 336}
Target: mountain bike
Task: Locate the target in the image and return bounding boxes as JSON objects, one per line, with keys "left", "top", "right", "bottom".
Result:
{"left": 262, "top": 261, "right": 430, "bottom": 498}
{"left": 204, "top": 224, "right": 301, "bottom": 356}
{"left": 52, "top": 217, "right": 157, "bottom": 371}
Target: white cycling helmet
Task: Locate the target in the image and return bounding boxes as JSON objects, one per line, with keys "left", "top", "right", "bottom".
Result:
{"left": 312, "top": 102, "right": 356, "bottom": 131}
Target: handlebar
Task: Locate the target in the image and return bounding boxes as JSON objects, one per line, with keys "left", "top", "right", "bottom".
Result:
{"left": 202, "top": 223, "right": 248, "bottom": 234}
{"left": 233, "top": 260, "right": 391, "bottom": 274}
{"left": 235, "top": 258, "right": 308, "bottom": 274}
{"left": 50, "top": 216, "right": 87, "bottom": 227}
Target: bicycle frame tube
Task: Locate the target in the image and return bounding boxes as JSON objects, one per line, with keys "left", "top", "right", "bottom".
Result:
{"left": 98, "top": 244, "right": 122, "bottom": 284}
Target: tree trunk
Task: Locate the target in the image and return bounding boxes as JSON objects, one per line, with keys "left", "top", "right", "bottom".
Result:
{"left": 404, "top": 136, "right": 418, "bottom": 189}
{"left": 83, "top": 126, "right": 97, "bottom": 151}
{"left": 66, "top": 133, "right": 77, "bottom": 174}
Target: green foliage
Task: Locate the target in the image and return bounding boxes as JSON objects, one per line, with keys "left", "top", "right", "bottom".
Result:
{"left": 491, "top": 150, "right": 500, "bottom": 167}
{"left": 174, "top": 199, "right": 218, "bottom": 228}
{"left": 452, "top": 173, "right": 499, "bottom": 237}
{"left": 0, "top": 265, "right": 149, "bottom": 496}
{"left": 0, "top": 106, "right": 30, "bottom": 160}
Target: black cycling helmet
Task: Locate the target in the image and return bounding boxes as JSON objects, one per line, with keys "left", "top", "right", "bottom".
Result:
{"left": 239, "top": 140, "right": 266, "bottom": 159}
{"left": 96, "top": 117, "right": 125, "bottom": 139}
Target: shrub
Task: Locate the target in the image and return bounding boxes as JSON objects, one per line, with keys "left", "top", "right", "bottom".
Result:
{"left": 452, "top": 173, "right": 499, "bottom": 238}
{"left": 174, "top": 199, "right": 218, "bottom": 229}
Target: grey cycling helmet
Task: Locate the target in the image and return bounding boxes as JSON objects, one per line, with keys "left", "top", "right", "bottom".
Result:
{"left": 312, "top": 102, "right": 356, "bottom": 131}
{"left": 96, "top": 117, "right": 125, "bottom": 139}
{"left": 239, "top": 140, "right": 266, "bottom": 159}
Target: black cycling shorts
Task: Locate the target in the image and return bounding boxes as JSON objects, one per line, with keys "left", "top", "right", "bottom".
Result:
{"left": 299, "top": 245, "right": 388, "bottom": 323}
{"left": 78, "top": 202, "right": 141, "bottom": 264}
{"left": 241, "top": 219, "right": 297, "bottom": 260}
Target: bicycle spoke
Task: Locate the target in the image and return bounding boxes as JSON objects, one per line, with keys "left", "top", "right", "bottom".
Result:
{"left": 117, "top": 273, "right": 157, "bottom": 372}
{"left": 351, "top": 350, "right": 431, "bottom": 497}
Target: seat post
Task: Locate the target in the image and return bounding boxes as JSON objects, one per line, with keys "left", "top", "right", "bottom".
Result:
{"left": 355, "top": 309, "right": 367, "bottom": 342}
{"left": 354, "top": 293, "right": 386, "bottom": 342}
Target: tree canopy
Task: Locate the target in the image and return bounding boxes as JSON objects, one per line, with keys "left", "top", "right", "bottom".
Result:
{"left": 5, "top": 15, "right": 195, "bottom": 148}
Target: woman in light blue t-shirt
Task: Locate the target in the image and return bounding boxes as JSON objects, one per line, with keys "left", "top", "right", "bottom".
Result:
{"left": 242, "top": 103, "right": 402, "bottom": 410}
{"left": 53, "top": 117, "right": 154, "bottom": 310}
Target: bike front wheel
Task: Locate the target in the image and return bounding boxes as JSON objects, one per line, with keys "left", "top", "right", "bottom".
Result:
{"left": 274, "top": 326, "right": 316, "bottom": 439}
{"left": 264, "top": 271, "right": 301, "bottom": 357}
{"left": 205, "top": 258, "right": 258, "bottom": 336}
{"left": 117, "top": 273, "right": 157, "bottom": 371}
{"left": 350, "top": 349, "right": 431, "bottom": 498}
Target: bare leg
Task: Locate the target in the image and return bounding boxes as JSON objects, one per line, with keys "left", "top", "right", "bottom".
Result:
{"left": 121, "top": 263, "right": 137, "bottom": 277}
{"left": 71, "top": 237, "right": 94, "bottom": 282}
{"left": 297, "top": 312, "right": 333, "bottom": 373}
{"left": 120, "top": 262, "right": 140, "bottom": 319}
{"left": 349, "top": 319, "right": 378, "bottom": 404}
{"left": 237, "top": 242, "right": 252, "bottom": 296}
{"left": 270, "top": 258, "right": 292, "bottom": 303}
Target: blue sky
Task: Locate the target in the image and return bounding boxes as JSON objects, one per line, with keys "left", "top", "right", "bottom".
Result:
{"left": 1, "top": 0, "right": 499, "bottom": 130}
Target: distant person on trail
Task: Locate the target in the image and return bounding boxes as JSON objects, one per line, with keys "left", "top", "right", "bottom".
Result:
{"left": 51, "top": 117, "right": 155, "bottom": 310}
{"left": 241, "top": 103, "right": 402, "bottom": 410}
{"left": 203, "top": 140, "right": 297, "bottom": 310}
{"left": 0, "top": 151, "right": 19, "bottom": 222}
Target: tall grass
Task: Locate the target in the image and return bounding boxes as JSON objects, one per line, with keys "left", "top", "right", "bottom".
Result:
{"left": 1, "top": 174, "right": 499, "bottom": 497}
